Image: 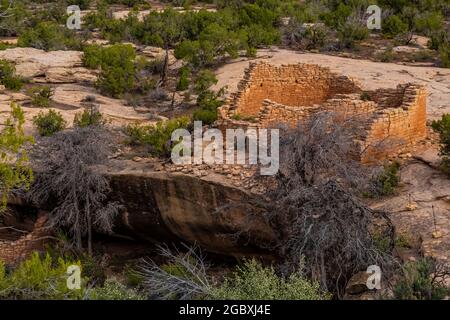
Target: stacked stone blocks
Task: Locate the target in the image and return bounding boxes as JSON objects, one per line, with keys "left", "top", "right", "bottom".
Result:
{"left": 217, "top": 62, "right": 427, "bottom": 163}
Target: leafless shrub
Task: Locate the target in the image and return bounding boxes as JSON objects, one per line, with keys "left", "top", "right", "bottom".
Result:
{"left": 282, "top": 20, "right": 330, "bottom": 50}
{"left": 28, "top": 126, "right": 120, "bottom": 255}
{"left": 138, "top": 244, "right": 212, "bottom": 300}
{"left": 149, "top": 87, "right": 169, "bottom": 101}
{"left": 275, "top": 112, "right": 371, "bottom": 190}
{"left": 82, "top": 95, "right": 97, "bottom": 103}
{"left": 263, "top": 112, "right": 396, "bottom": 297}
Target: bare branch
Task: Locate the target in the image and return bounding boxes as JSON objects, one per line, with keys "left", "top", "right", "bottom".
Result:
{"left": 138, "top": 244, "right": 212, "bottom": 300}
{"left": 261, "top": 112, "right": 396, "bottom": 297}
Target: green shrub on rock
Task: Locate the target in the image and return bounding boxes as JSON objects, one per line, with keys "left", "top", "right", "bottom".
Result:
{"left": 83, "top": 44, "right": 137, "bottom": 97}
{"left": 125, "top": 116, "right": 190, "bottom": 156}
{"left": 0, "top": 103, "right": 33, "bottom": 211}
{"left": 33, "top": 109, "right": 66, "bottom": 137}
{"left": 0, "top": 59, "right": 23, "bottom": 91}
{"left": 176, "top": 66, "right": 190, "bottom": 91}
{"left": 74, "top": 105, "right": 107, "bottom": 128}
{"left": 27, "top": 86, "right": 54, "bottom": 108}
{"left": 432, "top": 114, "right": 450, "bottom": 171}
{"left": 364, "top": 161, "right": 401, "bottom": 198}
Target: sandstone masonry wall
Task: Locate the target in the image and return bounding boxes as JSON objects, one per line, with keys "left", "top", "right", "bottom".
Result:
{"left": 231, "top": 63, "right": 360, "bottom": 117}
{"left": 0, "top": 213, "right": 49, "bottom": 265}
{"left": 217, "top": 63, "right": 428, "bottom": 163}
{"left": 361, "top": 84, "right": 427, "bottom": 162}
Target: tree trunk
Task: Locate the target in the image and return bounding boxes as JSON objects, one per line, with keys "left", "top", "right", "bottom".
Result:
{"left": 160, "top": 44, "right": 169, "bottom": 86}
{"left": 86, "top": 203, "right": 92, "bottom": 256}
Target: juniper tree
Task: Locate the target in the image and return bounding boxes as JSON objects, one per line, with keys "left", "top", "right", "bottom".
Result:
{"left": 0, "top": 103, "right": 33, "bottom": 212}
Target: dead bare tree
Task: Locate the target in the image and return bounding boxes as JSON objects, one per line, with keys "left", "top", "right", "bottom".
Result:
{"left": 28, "top": 126, "right": 121, "bottom": 255}
{"left": 138, "top": 244, "right": 212, "bottom": 300}
{"left": 263, "top": 112, "right": 396, "bottom": 297}
{"left": 274, "top": 112, "right": 371, "bottom": 190}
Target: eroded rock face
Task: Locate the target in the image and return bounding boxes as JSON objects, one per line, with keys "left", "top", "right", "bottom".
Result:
{"left": 4, "top": 163, "right": 275, "bottom": 259}
{"left": 0, "top": 48, "right": 96, "bottom": 83}
{"left": 106, "top": 166, "right": 276, "bottom": 258}
{"left": 373, "top": 147, "right": 450, "bottom": 266}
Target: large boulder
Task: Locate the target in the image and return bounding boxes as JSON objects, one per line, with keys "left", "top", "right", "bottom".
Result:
{"left": 6, "top": 160, "right": 276, "bottom": 258}
{"left": 105, "top": 164, "right": 276, "bottom": 258}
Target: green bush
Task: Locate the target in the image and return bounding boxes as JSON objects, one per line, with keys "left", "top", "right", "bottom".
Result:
{"left": 382, "top": 15, "right": 409, "bottom": 38}
{"left": 88, "top": 278, "right": 145, "bottom": 300}
{"left": 194, "top": 89, "right": 224, "bottom": 125}
{"left": 410, "top": 50, "right": 435, "bottom": 63}
{"left": 17, "top": 21, "right": 82, "bottom": 51}
{"left": 393, "top": 258, "right": 449, "bottom": 300}
{"left": 79, "top": 2, "right": 284, "bottom": 66}
{"left": 246, "top": 47, "right": 258, "bottom": 57}
{"left": 0, "top": 42, "right": 14, "bottom": 51}
{"left": 371, "top": 162, "right": 401, "bottom": 197}
{"left": 33, "top": 109, "right": 66, "bottom": 137}
{"left": 191, "top": 70, "right": 224, "bottom": 125}
{"left": 211, "top": 260, "right": 330, "bottom": 300}
{"left": 321, "top": 3, "right": 352, "bottom": 29}
{"left": 83, "top": 44, "right": 137, "bottom": 97}
{"left": 174, "top": 23, "right": 241, "bottom": 68}
{"left": 124, "top": 264, "right": 145, "bottom": 287}
{"left": 414, "top": 12, "right": 444, "bottom": 36}
{"left": 439, "top": 45, "right": 450, "bottom": 68}
{"left": 134, "top": 57, "right": 158, "bottom": 94}
{"left": 0, "top": 103, "right": 33, "bottom": 212}
{"left": 428, "top": 30, "right": 448, "bottom": 50}
{"left": 0, "top": 59, "right": 23, "bottom": 91}
{"left": 431, "top": 114, "right": 450, "bottom": 171}
{"left": 82, "top": 44, "right": 104, "bottom": 69}
{"left": 395, "top": 233, "right": 413, "bottom": 249}
{"left": 302, "top": 25, "right": 329, "bottom": 50}
{"left": 193, "top": 108, "right": 218, "bottom": 125}
{"left": 375, "top": 47, "right": 396, "bottom": 62}
{"left": 125, "top": 116, "right": 190, "bottom": 156}
{"left": 193, "top": 70, "right": 217, "bottom": 94}
{"left": 0, "top": 252, "right": 86, "bottom": 300}
{"left": 27, "top": 86, "right": 54, "bottom": 108}
{"left": 73, "top": 105, "right": 107, "bottom": 128}
{"left": 177, "top": 66, "right": 190, "bottom": 91}
{"left": 338, "top": 17, "right": 369, "bottom": 48}
{"left": 432, "top": 114, "right": 450, "bottom": 155}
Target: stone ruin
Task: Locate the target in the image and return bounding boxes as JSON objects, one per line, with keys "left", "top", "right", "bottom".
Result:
{"left": 0, "top": 212, "right": 48, "bottom": 264}
{"left": 217, "top": 62, "right": 428, "bottom": 163}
